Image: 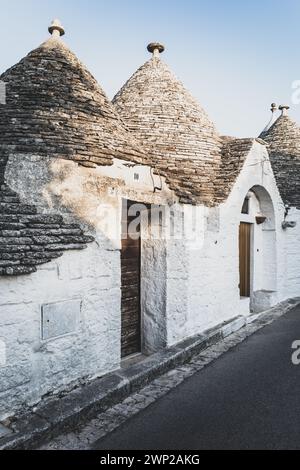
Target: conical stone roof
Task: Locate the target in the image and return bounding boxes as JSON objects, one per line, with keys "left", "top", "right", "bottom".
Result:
{"left": 0, "top": 31, "right": 146, "bottom": 169}
{"left": 113, "top": 45, "right": 221, "bottom": 205}
{"left": 0, "top": 22, "right": 145, "bottom": 276}
{"left": 260, "top": 111, "right": 300, "bottom": 208}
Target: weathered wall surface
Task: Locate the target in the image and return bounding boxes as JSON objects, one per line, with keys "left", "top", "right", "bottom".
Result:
{"left": 0, "top": 144, "right": 299, "bottom": 418}
{"left": 281, "top": 207, "right": 300, "bottom": 299}
{"left": 0, "top": 154, "right": 174, "bottom": 419}
{"left": 165, "top": 141, "right": 300, "bottom": 346}
{"left": 0, "top": 245, "right": 121, "bottom": 420}
{"left": 141, "top": 220, "right": 167, "bottom": 354}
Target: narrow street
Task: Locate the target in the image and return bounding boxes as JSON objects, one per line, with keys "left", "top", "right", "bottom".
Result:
{"left": 93, "top": 304, "right": 300, "bottom": 450}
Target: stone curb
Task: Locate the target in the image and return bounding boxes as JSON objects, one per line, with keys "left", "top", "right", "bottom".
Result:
{"left": 0, "top": 298, "right": 299, "bottom": 450}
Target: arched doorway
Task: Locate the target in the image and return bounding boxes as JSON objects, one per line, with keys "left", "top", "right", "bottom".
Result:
{"left": 239, "top": 185, "right": 277, "bottom": 312}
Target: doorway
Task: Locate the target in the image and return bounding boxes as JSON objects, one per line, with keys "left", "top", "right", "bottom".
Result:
{"left": 121, "top": 199, "right": 142, "bottom": 357}
{"left": 239, "top": 222, "right": 251, "bottom": 297}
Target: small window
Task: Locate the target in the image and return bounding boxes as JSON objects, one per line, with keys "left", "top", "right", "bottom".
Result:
{"left": 241, "top": 197, "right": 249, "bottom": 214}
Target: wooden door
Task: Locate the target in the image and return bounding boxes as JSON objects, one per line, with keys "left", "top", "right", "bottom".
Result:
{"left": 239, "top": 222, "right": 251, "bottom": 297}
{"left": 121, "top": 200, "right": 141, "bottom": 357}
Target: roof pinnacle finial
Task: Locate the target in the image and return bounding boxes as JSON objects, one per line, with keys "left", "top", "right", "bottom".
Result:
{"left": 48, "top": 19, "right": 65, "bottom": 38}
{"left": 270, "top": 102, "right": 277, "bottom": 113}
{"left": 262, "top": 102, "right": 278, "bottom": 133}
{"left": 147, "top": 42, "right": 165, "bottom": 58}
{"left": 279, "top": 104, "right": 290, "bottom": 116}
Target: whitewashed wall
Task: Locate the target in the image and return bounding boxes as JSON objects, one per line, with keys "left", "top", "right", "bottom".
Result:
{"left": 281, "top": 207, "right": 300, "bottom": 299}
{"left": 0, "top": 143, "right": 300, "bottom": 419}
{"left": 0, "top": 155, "right": 174, "bottom": 419}
{"left": 166, "top": 141, "right": 300, "bottom": 345}
{"left": 0, "top": 245, "right": 120, "bottom": 419}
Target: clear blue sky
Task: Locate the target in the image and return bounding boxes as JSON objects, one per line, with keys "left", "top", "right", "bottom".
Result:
{"left": 1, "top": 0, "right": 300, "bottom": 137}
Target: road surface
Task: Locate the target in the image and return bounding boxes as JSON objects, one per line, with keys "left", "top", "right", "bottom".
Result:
{"left": 94, "top": 304, "right": 300, "bottom": 450}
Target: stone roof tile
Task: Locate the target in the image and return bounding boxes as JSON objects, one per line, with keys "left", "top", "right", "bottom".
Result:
{"left": 214, "top": 137, "right": 255, "bottom": 203}
{"left": 0, "top": 183, "right": 93, "bottom": 276}
{"left": 260, "top": 114, "right": 300, "bottom": 208}
{"left": 113, "top": 49, "right": 222, "bottom": 205}
{"left": 0, "top": 35, "right": 147, "bottom": 167}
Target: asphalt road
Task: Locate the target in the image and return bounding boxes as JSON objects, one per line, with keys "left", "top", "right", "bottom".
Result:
{"left": 94, "top": 304, "right": 300, "bottom": 450}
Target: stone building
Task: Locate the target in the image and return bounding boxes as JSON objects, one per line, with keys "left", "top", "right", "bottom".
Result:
{"left": 0, "top": 21, "right": 299, "bottom": 420}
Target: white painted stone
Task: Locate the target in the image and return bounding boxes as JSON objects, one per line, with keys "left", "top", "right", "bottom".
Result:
{"left": 0, "top": 142, "right": 299, "bottom": 420}
{"left": 222, "top": 316, "right": 246, "bottom": 338}
{"left": 168, "top": 141, "right": 299, "bottom": 343}
{"left": 41, "top": 300, "right": 81, "bottom": 341}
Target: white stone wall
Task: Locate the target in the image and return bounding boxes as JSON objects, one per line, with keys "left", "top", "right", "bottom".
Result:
{"left": 141, "top": 217, "right": 167, "bottom": 354}
{"left": 0, "top": 245, "right": 121, "bottom": 420}
{"left": 0, "top": 154, "right": 175, "bottom": 419}
{"left": 165, "top": 141, "right": 300, "bottom": 346}
{"left": 1, "top": 144, "right": 300, "bottom": 418}
{"left": 281, "top": 207, "right": 300, "bottom": 299}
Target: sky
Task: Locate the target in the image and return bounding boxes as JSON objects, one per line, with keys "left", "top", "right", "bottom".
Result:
{"left": 1, "top": 0, "right": 300, "bottom": 137}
